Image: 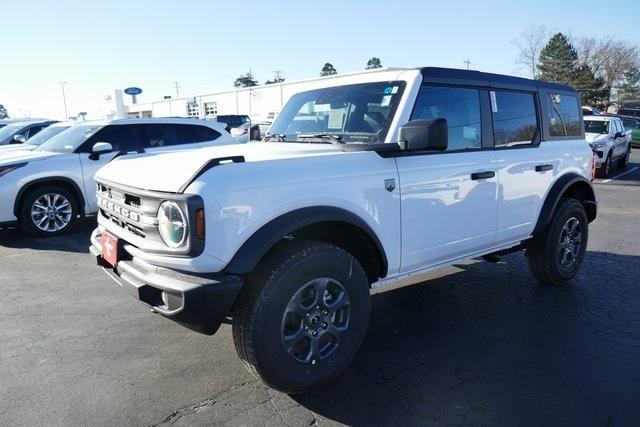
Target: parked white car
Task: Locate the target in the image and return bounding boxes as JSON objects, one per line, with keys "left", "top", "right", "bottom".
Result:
{"left": 584, "top": 115, "right": 631, "bottom": 177}
{"left": 0, "top": 121, "right": 75, "bottom": 153}
{"left": 0, "top": 118, "right": 234, "bottom": 236}
{"left": 90, "top": 67, "right": 597, "bottom": 393}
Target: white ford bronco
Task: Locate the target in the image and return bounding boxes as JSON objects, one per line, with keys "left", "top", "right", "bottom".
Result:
{"left": 90, "top": 67, "right": 597, "bottom": 393}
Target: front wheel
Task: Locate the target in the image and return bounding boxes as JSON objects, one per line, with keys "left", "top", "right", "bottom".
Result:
{"left": 526, "top": 198, "right": 588, "bottom": 285}
{"left": 232, "top": 240, "right": 370, "bottom": 393}
{"left": 619, "top": 146, "right": 631, "bottom": 169}
{"left": 599, "top": 153, "right": 613, "bottom": 178}
{"left": 19, "top": 186, "right": 78, "bottom": 237}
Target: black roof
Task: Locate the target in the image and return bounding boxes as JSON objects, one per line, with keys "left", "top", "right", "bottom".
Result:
{"left": 418, "top": 67, "right": 576, "bottom": 93}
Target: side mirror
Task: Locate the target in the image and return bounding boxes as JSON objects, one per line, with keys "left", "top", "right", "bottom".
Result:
{"left": 614, "top": 131, "right": 625, "bottom": 138}
{"left": 89, "top": 142, "right": 113, "bottom": 160}
{"left": 398, "top": 118, "right": 448, "bottom": 151}
{"left": 12, "top": 134, "right": 26, "bottom": 144}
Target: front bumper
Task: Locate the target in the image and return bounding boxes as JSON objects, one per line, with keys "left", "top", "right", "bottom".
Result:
{"left": 90, "top": 228, "right": 242, "bottom": 335}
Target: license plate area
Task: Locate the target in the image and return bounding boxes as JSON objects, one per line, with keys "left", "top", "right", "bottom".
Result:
{"left": 101, "top": 231, "right": 119, "bottom": 267}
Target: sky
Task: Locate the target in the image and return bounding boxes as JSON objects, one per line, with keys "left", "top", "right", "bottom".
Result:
{"left": 1, "top": 0, "right": 639, "bottom": 120}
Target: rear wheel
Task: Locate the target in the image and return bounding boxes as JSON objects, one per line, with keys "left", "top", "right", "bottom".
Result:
{"left": 526, "top": 198, "right": 588, "bottom": 285}
{"left": 619, "top": 146, "right": 631, "bottom": 169}
{"left": 19, "top": 186, "right": 78, "bottom": 237}
{"left": 232, "top": 240, "right": 370, "bottom": 393}
{"left": 600, "top": 153, "right": 613, "bottom": 178}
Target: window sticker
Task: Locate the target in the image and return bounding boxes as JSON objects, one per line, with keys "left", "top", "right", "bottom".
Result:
{"left": 391, "top": 86, "right": 399, "bottom": 94}
{"left": 463, "top": 126, "right": 477, "bottom": 140}
{"left": 490, "top": 91, "right": 497, "bottom": 112}
{"left": 380, "top": 95, "right": 392, "bottom": 107}
{"left": 384, "top": 86, "right": 393, "bottom": 95}
{"left": 550, "top": 117, "right": 557, "bottom": 125}
{"left": 328, "top": 109, "right": 345, "bottom": 129}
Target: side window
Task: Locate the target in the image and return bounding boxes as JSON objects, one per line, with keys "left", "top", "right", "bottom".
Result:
{"left": 83, "top": 125, "right": 142, "bottom": 152}
{"left": 411, "top": 85, "right": 482, "bottom": 151}
{"left": 176, "top": 124, "right": 221, "bottom": 145}
{"left": 144, "top": 124, "right": 179, "bottom": 148}
{"left": 491, "top": 91, "right": 538, "bottom": 147}
{"left": 26, "top": 125, "right": 45, "bottom": 139}
{"left": 547, "top": 93, "right": 581, "bottom": 137}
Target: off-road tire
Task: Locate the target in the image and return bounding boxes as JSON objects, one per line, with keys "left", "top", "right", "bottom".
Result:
{"left": 526, "top": 198, "right": 588, "bottom": 285}
{"left": 232, "top": 240, "right": 370, "bottom": 394}
{"left": 19, "top": 186, "right": 78, "bottom": 237}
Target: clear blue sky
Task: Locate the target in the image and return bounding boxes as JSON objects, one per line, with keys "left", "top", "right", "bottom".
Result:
{"left": 1, "top": 0, "right": 639, "bottom": 119}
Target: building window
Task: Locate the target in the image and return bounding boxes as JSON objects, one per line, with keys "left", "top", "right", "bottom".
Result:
{"left": 205, "top": 102, "right": 218, "bottom": 116}
{"left": 187, "top": 102, "right": 200, "bottom": 118}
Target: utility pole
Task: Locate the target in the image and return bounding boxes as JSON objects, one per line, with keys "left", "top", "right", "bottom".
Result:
{"left": 59, "top": 81, "right": 68, "bottom": 119}
{"left": 463, "top": 58, "right": 471, "bottom": 70}
{"left": 273, "top": 70, "right": 283, "bottom": 82}
{"left": 172, "top": 82, "right": 181, "bottom": 98}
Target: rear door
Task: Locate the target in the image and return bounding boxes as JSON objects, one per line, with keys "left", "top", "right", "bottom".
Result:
{"left": 396, "top": 84, "right": 498, "bottom": 272}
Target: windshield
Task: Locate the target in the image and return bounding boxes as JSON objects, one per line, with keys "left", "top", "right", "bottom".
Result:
{"left": 268, "top": 81, "right": 406, "bottom": 143}
{"left": 24, "top": 125, "right": 70, "bottom": 146}
{"left": 584, "top": 120, "right": 609, "bottom": 134}
{"left": 0, "top": 124, "right": 25, "bottom": 141}
{"left": 216, "top": 115, "right": 248, "bottom": 127}
{"left": 36, "top": 124, "right": 103, "bottom": 153}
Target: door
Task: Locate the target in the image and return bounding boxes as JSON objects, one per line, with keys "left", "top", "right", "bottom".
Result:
{"left": 613, "top": 119, "right": 626, "bottom": 158}
{"left": 493, "top": 90, "right": 564, "bottom": 245}
{"left": 397, "top": 85, "right": 498, "bottom": 272}
{"left": 77, "top": 124, "right": 143, "bottom": 212}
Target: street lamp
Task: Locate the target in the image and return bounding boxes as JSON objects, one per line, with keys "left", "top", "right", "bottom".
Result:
{"left": 59, "top": 81, "right": 68, "bottom": 120}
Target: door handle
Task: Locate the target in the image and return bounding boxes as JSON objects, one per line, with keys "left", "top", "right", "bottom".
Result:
{"left": 535, "top": 164, "right": 553, "bottom": 172}
{"left": 471, "top": 171, "right": 495, "bottom": 180}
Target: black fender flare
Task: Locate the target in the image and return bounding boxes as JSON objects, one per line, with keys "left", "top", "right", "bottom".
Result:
{"left": 532, "top": 173, "right": 597, "bottom": 235}
{"left": 14, "top": 177, "right": 87, "bottom": 217}
{"left": 224, "top": 206, "right": 388, "bottom": 277}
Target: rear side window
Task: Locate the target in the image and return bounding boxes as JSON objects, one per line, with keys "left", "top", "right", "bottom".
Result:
{"left": 176, "top": 125, "right": 221, "bottom": 144}
{"left": 618, "top": 109, "right": 639, "bottom": 118}
{"left": 490, "top": 91, "right": 538, "bottom": 147}
{"left": 411, "top": 86, "right": 482, "bottom": 151}
{"left": 547, "top": 93, "right": 581, "bottom": 136}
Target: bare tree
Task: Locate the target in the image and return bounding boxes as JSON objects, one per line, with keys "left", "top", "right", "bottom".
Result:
{"left": 512, "top": 25, "right": 549, "bottom": 79}
{"left": 575, "top": 36, "right": 640, "bottom": 89}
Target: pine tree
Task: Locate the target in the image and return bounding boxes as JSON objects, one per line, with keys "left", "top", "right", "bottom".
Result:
{"left": 233, "top": 70, "right": 259, "bottom": 88}
{"left": 320, "top": 63, "right": 337, "bottom": 76}
{"left": 617, "top": 67, "right": 640, "bottom": 104}
{"left": 573, "top": 65, "right": 609, "bottom": 109}
{"left": 537, "top": 33, "right": 578, "bottom": 84}
{"left": 366, "top": 57, "right": 382, "bottom": 69}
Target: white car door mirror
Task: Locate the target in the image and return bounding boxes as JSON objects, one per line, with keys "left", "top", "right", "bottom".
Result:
{"left": 12, "top": 134, "right": 27, "bottom": 144}
{"left": 89, "top": 142, "right": 113, "bottom": 160}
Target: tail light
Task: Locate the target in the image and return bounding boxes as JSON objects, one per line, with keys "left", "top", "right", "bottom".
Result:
{"left": 591, "top": 154, "right": 596, "bottom": 181}
{"left": 195, "top": 209, "right": 205, "bottom": 240}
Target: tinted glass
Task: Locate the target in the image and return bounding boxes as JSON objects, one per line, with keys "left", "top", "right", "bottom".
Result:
{"left": 547, "top": 93, "right": 581, "bottom": 136}
{"left": 144, "top": 124, "right": 179, "bottom": 148}
{"left": 216, "top": 115, "right": 248, "bottom": 127}
{"left": 618, "top": 109, "right": 639, "bottom": 118}
{"left": 36, "top": 124, "right": 103, "bottom": 153}
{"left": 78, "top": 124, "right": 142, "bottom": 153}
{"left": 26, "top": 125, "right": 46, "bottom": 138}
{"left": 491, "top": 91, "right": 538, "bottom": 147}
{"left": 584, "top": 120, "right": 609, "bottom": 134}
{"left": 411, "top": 86, "right": 482, "bottom": 151}
{"left": 176, "top": 124, "right": 221, "bottom": 144}
{"left": 23, "top": 126, "right": 70, "bottom": 146}
{"left": 270, "top": 81, "right": 406, "bottom": 143}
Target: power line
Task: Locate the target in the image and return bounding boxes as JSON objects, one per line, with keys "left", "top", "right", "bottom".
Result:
{"left": 172, "top": 82, "right": 181, "bottom": 98}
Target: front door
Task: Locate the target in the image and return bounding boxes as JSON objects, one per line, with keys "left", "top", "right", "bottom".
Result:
{"left": 397, "top": 85, "right": 498, "bottom": 273}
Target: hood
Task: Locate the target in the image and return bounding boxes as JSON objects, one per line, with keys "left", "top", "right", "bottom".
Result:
{"left": 0, "top": 144, "right": 37, "bottom": 153}
{"left": 585, "top": 133, "right": 608, "bottom": 144}
{"left": 0, "top": 149, "right": 59, "bottom": 166}
{"left": 96, "top": 142, "right": 345, "bottom": 193}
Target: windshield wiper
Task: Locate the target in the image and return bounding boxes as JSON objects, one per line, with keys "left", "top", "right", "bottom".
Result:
{"left": 296, "top": 133, "right": 344, "bottom": 145}
{"left": 263, "top": 133, "right": 285, "bottom": 142}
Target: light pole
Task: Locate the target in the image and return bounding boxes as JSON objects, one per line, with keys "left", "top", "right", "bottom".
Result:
{"left": 59, "top": 81, "right": 68, "bottom": 119}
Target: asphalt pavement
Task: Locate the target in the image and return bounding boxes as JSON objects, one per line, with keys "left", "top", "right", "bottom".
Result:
{"left": 1, "top": 151, "right": 639, "bottom": 426}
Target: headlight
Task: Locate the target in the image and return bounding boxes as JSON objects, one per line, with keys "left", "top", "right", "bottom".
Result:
{"left": 157, "top": 201, "right": 187, "bottom": 248}
{"left": 0, "top": 162, "right": 28, "bottom": 177}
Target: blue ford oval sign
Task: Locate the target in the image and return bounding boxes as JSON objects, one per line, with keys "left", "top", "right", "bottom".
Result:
{"left": 124, "top": 87, "right": 143, "bottom": 95}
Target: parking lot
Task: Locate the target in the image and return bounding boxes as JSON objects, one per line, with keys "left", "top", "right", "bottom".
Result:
{"left": 0, "top": 152, "right": 638, "bottom": 426}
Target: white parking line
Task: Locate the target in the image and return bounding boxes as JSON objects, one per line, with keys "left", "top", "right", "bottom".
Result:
{"left": 599, "top": 166, "right": 640, "bottom": 183}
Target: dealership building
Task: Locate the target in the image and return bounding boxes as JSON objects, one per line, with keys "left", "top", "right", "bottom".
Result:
{"left": 118, "top": 69, "right": 399, "bottom": 123}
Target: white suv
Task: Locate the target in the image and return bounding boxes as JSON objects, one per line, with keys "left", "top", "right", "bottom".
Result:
{"left": 90, "top": 68, "right": 597, "bottom": 393}
{"left": 584, "top": 115, "right": 631, "bottom": 177}
{"left": 0, "top": 118, "right": 235, "bottom": 236}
